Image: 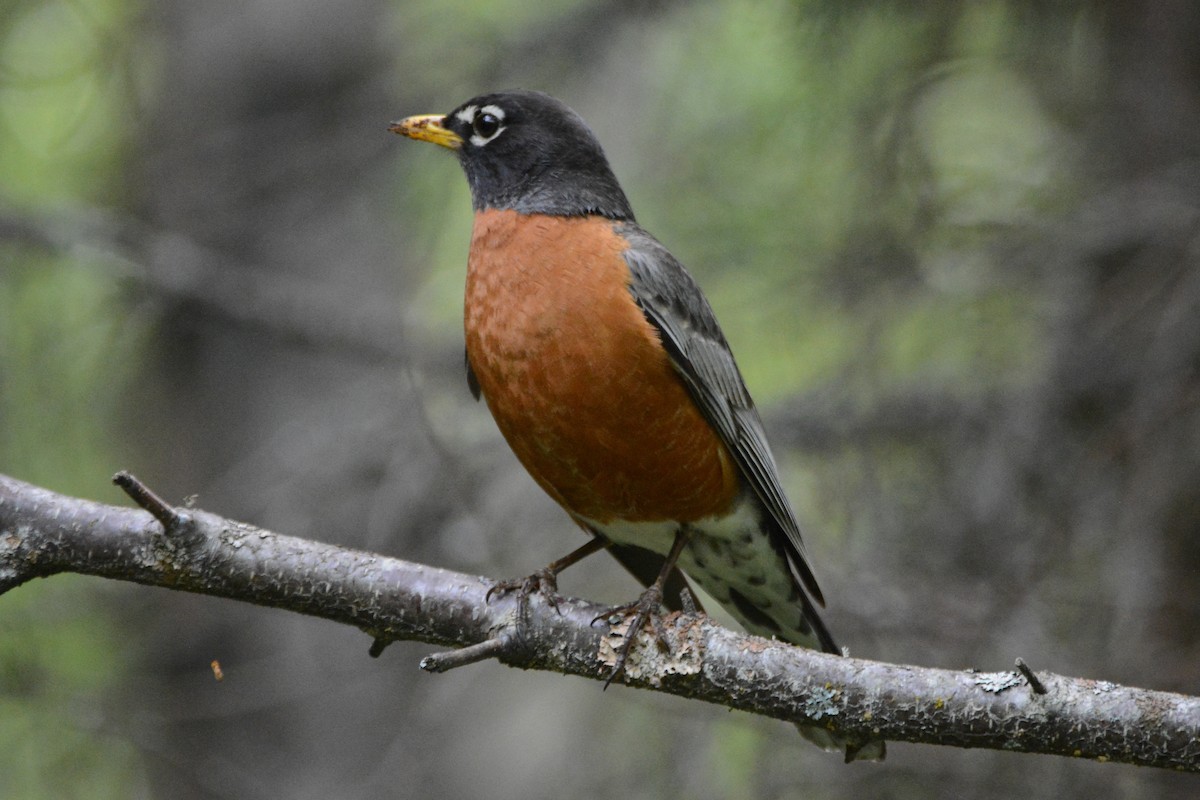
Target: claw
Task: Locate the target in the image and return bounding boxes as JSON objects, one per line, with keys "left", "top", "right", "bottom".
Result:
{"left": 487, "top": 538, "right": 608, "bottom": 615}
{"left": 600, "top": 582, "right": 667, "bottom": 688}
{"left": 596, "top": 528, "right": 692, "bottom": 688}
{"left": 487, "top": 567, "right": 562, "bottom": 615}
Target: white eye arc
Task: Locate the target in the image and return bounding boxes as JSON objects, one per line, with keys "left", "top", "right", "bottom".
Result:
{"left": 468, "top": 104, "right": 507, "bottom": 147}
{"left": 454, "top": 105, "right": 477, "bottom": 126}
{"left": 479, "top": 104, "right": 505, "bottom": 121}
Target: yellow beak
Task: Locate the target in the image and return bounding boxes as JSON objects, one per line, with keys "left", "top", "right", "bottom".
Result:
{"left": 388, "top": 114, "right": 463, "bottom": 149}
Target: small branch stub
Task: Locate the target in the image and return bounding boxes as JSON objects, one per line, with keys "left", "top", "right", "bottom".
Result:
{"left": 421, "top": 635, "right": 515, "bottom": 673}
{"left": 112, "top": 471, "right": 193, "bottom": 534}
{"left": 1016, "top": 657, "right": 1048, "bottom": 695}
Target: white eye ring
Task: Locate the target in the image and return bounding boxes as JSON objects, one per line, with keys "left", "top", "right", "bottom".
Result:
{"left": 468, "top": 104, "right": 506, "bottom": 146}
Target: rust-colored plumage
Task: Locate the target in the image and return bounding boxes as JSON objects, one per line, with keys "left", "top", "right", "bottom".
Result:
{"left": 465, "top": 209, "right": 740, "bottom": 524}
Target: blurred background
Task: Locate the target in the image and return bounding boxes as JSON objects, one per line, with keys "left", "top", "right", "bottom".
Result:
{"left": 1, "top": 0, "right": 1198, "bottom": 797}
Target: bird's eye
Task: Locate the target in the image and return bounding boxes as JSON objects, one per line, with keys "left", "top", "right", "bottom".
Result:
{"left": 473, "top": 112, "right": 501, "bottom": 140}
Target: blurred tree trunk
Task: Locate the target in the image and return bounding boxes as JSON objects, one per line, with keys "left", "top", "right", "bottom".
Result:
{"left": 1092, "top": 0, "right": 1200, "bottom": 686}
{"left": 1100, "top": 0, "right": 1200, "bottom": 176}
{"left": 122, "top": 2, "right": 431, "bottom": 796}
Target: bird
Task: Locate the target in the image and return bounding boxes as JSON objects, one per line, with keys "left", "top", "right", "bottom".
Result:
{"left": 390, "top": 89, "right": 883, "bottom": 761}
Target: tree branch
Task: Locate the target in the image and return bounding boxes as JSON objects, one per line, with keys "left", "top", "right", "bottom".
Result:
{"left": 1, "top": 472, "right": 1197, "bottom": 771}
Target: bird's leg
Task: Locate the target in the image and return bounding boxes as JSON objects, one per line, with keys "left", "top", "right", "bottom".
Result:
{"left": 487, "top": 536, "right": 608, "bottom": 613}
{"left": 599, "top": 526, "right": 692, "bottom": 688}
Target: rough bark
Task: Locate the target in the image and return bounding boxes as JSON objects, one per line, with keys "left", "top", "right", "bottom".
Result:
{"left": 2, "top": 472, "right": 1196, "bottom": 772}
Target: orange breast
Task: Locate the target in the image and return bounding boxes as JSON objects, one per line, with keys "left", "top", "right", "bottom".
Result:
{"left": 465, "top": 209, "right": 740, "bottom": 524}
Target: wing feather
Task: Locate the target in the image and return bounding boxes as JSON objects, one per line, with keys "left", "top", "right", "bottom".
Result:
{"left": 618, "top": 223, "right": 826, "bottom": 607}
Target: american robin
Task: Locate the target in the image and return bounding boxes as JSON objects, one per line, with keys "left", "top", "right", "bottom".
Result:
{"left": 390, "top": 90, "right": 882, "bottom": 761}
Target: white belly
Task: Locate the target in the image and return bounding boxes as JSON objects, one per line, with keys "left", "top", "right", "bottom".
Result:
{"left": 579, "top": 497, "right": 821, "bottom": 650}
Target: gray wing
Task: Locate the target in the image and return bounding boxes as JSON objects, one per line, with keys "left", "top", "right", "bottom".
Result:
{"left": 618, "top": 223, "right": 826, "bottom": 608}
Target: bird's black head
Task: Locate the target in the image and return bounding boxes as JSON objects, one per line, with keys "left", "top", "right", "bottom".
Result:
{"left": 390, "top": 90, "right": 635, "bottom": 221}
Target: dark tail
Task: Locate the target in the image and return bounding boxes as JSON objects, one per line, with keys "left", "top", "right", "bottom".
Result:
{"left": 799, "top": 602, "right": 887, "bottom": 761}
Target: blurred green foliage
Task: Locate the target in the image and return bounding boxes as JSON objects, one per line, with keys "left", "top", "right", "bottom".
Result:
{"left": 624, "top": 0, "right": 1074, "bottom": 400}
{"left": 0, "top": 578, "right": 143, "bottom": 800}
{"left": 0, "top": 0, "right": 139, "bottom": 203}
{"left": 0, "top": 0, "right": 147, "bottom": 795}
{"left": 0, "top": 254, "right": 147, "bottom": 488}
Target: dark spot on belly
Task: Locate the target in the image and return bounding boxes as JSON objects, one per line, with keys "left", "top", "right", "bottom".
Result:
{"left": 747, "top": 573, "right": 766, "bottom": 586}
{"left": 728, "top": 588, "right": 781, "bottom": 634}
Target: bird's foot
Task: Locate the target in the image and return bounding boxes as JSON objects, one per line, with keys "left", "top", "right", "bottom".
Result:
{"left": 486, "top": 567, "right": 563, "bottom": 615}
{"left": 595, "top": 582, "right": 670, "bottom": 688}
{"left": 486, "top": 538, "right": 608, "bottom": 616}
